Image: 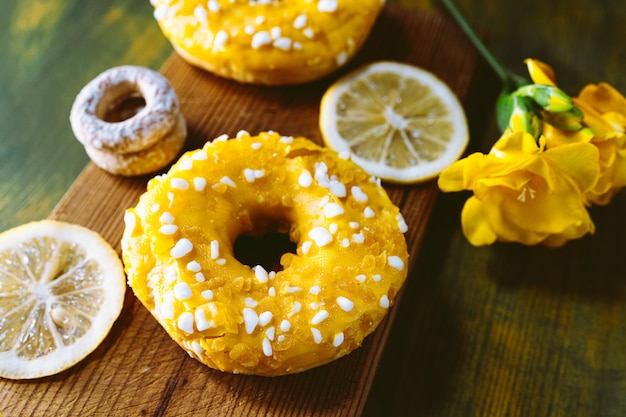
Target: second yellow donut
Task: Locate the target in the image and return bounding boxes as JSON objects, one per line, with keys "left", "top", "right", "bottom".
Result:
{"left": 150, "top": 0, "right": 386, "bottom": 85}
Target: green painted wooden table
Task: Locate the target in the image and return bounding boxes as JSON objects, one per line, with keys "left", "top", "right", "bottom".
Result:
{"left": 1, "top": 1, "right": 625, "bottom": 416}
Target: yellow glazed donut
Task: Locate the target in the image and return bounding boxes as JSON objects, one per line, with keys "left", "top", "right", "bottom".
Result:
{"left": 150, "top": 0, "right": 386, "bottom": 85}
{"left": 70, "top": 65, "right": 187, "bottom": 176}
{"left": 122, "top": 131, "right": 409, "bottom": 375}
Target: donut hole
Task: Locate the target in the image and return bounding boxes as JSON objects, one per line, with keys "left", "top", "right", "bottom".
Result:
{"left": 97, "top": 82, "right": 147, "bottom": 123}
{"left": 234, "top": 227, "right": 297, "bottom": 273}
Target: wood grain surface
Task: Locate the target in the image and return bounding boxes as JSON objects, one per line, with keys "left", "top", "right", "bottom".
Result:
{"left": 0, "top": 5, "right": 477, "bottom": 416}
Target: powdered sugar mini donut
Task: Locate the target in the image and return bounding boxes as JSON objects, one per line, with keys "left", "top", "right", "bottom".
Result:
{"left": 150, "top": 0, "right": 386, "bottom": 85}
{"left": 121, "top": 131, "right": 409, "bottom": 375}
{"left": 70, "top": 65, "right": 187, "bottom": 176}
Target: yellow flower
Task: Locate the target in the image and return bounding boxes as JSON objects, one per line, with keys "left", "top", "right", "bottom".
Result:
{"left": 438, "top": 130, "right": 599, "bottom": 247}
{"left": 525, "top": 58, "right": 557, "bottom": 86}
{"left": 576, "top": 83, "right": 626, "bottom": 204}
{"left": 526, "top": 59, "right": 626, "bottom": 205}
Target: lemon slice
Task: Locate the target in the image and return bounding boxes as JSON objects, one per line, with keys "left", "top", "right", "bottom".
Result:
{"left": 320, "top": 61, "right": 469, "bottom": 183}
{"left": 0, "top": 220, "right": 126, "bottom": 380}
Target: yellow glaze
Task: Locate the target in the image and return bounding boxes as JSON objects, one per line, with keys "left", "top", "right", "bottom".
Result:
{"left": 122, "top": 131, "right": 409, "bottom": 375}
{"left": 150, "top": 0, "right": 386, "bottom": 85}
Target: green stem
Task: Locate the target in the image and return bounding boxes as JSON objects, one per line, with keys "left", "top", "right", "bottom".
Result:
{"left": 440, "top": 0, "right": 523, "bottom": 91}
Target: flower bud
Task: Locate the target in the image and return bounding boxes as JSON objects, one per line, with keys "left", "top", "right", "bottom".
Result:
{"left": 496, "top": 94, "right": 541, "bottom": 139}
{"left": 514, "top": 84, "right": 574, "bottom": 112}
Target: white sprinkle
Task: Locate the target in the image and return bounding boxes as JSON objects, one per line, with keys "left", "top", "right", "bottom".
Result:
{"left": 192, "top": 341, "right": 203, "bottom": 356}
{"left": 253, "top": 265, "right": 269, "bottom": 283}
{"left": 341, "top": 238, "right": 350, "bottom": 247}
{"left": 277, "top": 335, "right": 285, "bottom": 342}
{"left": 216, "top": 258, "right": 226, "bottom": 265}
{"left": 262, "top": 337, "right": 273, "bottom": 357}
{"left": 187, "top": 261, "right": 202, "bottom": 272}
{"left": 243, "top": 308, "right": 259, "bottom": 334}
{"left": 333, "top": 332, "right": 345, "bottom": 347}
{"left": 280, "top": 320, "right": 291, "bottom": 332}
{"left": 259, "top": 311, "right": 273, "bottom": 326}
{"left": 255, "top": 15, "right": 265, "bottom": 25}
{"left": 244, "top": 25, "right": 255, "bottom": 35}
{"left": 192, "top": 150, "right": 208, "bottom": 160}
{"left": 274, "top": 37, "right": 292, "bottom": 50}
{"left": 329, "top": 223, "right": 339, "bottom": 234}
{"left": 265, "top": 326, "right": 275, "bottom": 341}
{"left": 236, "top": 130, "right": 250, "bottom": 139}
{"left": 201, "top": 289, "right": 214, "bottom": 300}
{"left": 349, "top": 222, "right": 359, "bottom": 229}
{"left": 356, "top": 274, "right": 366, "bottom": 282}
{"left": 159, "top": 224, "right": 178, "bottom": 235}
{"left": 167, "top": 192, "right": 174, "bottom": 206}
{"left": 311, "top": 310, "right": 329, "bottom": 325}
{"left": 310, "top": 285, "right": 321, "bottom": 295}
{"left": 124, "top": 212, "right": 136, "bottom": 232}
{"left": 150, "top": 204, "right": 160, "bottom": 213}
{"left": 251, "top": 31, "right": 272, "bottom": 49}
{"left": 270, "top": 26, "right": 282, "bottom": 39}
{"left": 280, "top": 136, "right": 294, "bottom": 143}
{"left": 336, "top": 296, "right": 354, "bottom": 312}
{"left": 311, "top": 328, "right": 323, "bottom": 344}
{"left": 303, "top": 28, "right": 314, "bottom": 38}
{"left": 207, "top": 0, "right": 220, "bottom": 12}
{"left": 165, "top": 268, "right": 177, "bottom": 284}
{"left": 179, "top": 159, "right": 193, "bottom": 171}
{"left": 207, "top": 303, "right": 218, "bottom": 316}
{"left": 364, "top": 207, "right": 375, "bottom": 218}
{"left": 244, "top": 168, "right": 255, "bottom": 183}
{"left": 329, "top": 180, "right": 347, "bottom": 198}
{"left": 288, "top": 301, "right": 302, "bottom": 317}
{"left": 251, "top": 142, "right": 262, "bottom": 149}
{"left": 171, "top": 178, "right": 189, "bottom": 190}
{"left": 310, "top": 302, "right": 320, "bottom": 310}
{"left": 214, "top": 133, "right": 229, "bottom": 142}
{"left": 380, "top": 295, "right": 390, "bottom": 308}
{"left": 220, "top": 176, "right": 236, "bottom": 187}
{"left": 298, "top": 170, "right": 313, "bottom": 187}
{"left": 351, "top": 186, "right": 368, "bottom": 202}
{"left": 308, "top": 227, "right": 333, "bottom": 247}
{"left": 352, "top": 232, "right": 365, "bottom": 243}
{"left": 388, "top": 256, "right": 405, "bottom": 271}
{"left": 195, "top": 309, "right": 211, "bottom": 331}
{"left": 194, "top": 177, "right": 207, "bottom": 191}
{"left": 160, "top": 292, "right": 174, "bottom": 319}
{"left": 213, "top": 30, "right": 228, "bottom": 50}
{"left": 268, "top": 286, "right": 276, "bottom": 296}
{"left": 323, "top": 202, "right": 344, "bottom": 218}
{"left": 318, "top": 0, "right": 338, "bottom": 12}
{"left": 286, "top": 286, "right": 302, "bottom": 293}
{"left": 171, "top": 238, "right": 193, "bottom": 258}
{"left": 195, "top": 272, "right": 205, "bottom": 282}
{"left": 210, "top": 240, "right": 219, "bottom": 259}
{"left": 293, "top": 14, "right": 307, "bottom": 29}
{"left": 245, "top": 297, "right": 258, "bottom": 308}
{"left": 174, "top": 282, "right": 192, "bottom": 300}
{"left": 373, "top": 274, "right": 382, "bottom": 282}
{"left": 193, "top": 5, "right": 209, "bottom": 26}
{"left": 301, "top": 241, "right": 312, "bottom": 255}
{"left": 178, "top": 312, "right": 195, "bottom": 334}
{"left": 160, "top": 212, "right": 174, "bottom": 223}
{"left": 293, "top": 41, "right": 302, "bottom": 50}
{"left": 397, "top": 213, "right": 409, "bottom": 233}
{"left": 336, "top": 51, "right": 348, "bottom": 66}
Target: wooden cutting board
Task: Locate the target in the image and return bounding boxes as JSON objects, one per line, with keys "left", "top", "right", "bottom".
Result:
{"left": 0, "top": 5, "right": 476, "bottom": 416}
